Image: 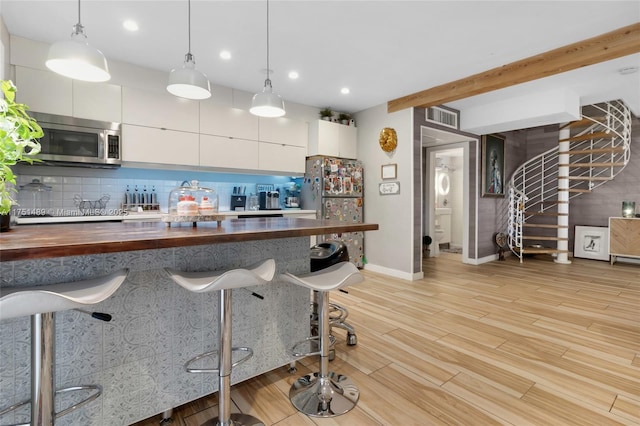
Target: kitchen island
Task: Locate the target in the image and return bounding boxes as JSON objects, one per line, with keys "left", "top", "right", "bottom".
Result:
{"left": 0, "top": 218, "right": 378, "bottom": 426}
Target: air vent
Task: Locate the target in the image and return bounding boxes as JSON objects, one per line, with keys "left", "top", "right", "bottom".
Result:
{"left": 426, "top": 106, "right": 459, "bottom": 130}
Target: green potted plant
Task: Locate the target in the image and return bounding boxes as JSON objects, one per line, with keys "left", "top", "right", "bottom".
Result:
{"left": 338, "top": 112, "right": 351, "bottom": 125}
{"left": 1, "top": 79, "right": 43, "bottom": 231}
{"left": 319, "top": 107, "right": 333, "bottom": 121}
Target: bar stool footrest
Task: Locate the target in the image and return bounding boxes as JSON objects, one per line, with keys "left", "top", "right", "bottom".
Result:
{"left": 290, "top": 334, "right": 336, "bottom": 358}
{"left": 185, "top": 347, "right": 253, "bottom": 373}
{"left": 0, "top": 384, "right": 102, "bottom": 424}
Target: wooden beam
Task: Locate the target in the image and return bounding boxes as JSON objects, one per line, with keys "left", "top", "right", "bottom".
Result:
{"left": 387, "top": 22, "right": 640, "bottom": 113}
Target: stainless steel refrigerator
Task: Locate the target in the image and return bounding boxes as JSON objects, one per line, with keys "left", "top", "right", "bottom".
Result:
{"left": 302, "top": 155, "right": 365, "bottom": 267}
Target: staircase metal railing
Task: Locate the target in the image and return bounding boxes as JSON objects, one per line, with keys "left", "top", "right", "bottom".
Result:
{"left": 507, "top": 100, "right": 632, "bottom": 261}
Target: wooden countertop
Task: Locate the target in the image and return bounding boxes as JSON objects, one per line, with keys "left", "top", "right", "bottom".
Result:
{"left": 0, "top": 217, "right": 378, "bottom": 262}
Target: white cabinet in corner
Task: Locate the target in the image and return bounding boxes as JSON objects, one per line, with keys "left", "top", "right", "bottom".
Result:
{"left": 200, "top": 102, "right": 259, "bottom": 140}
{"left": 122, "top": 87, "right": 199, "bottom": 132}
{"left": 122, "top": 125, "right": 199, "bottom": 166}
{"left": 14, "top": 66, "right": 122, "bottom": 122}
{"left": 259, "top": 143, "right": 306, "bottom": 174}
{"left": 309, "top": 119, "right": 357, "bottom": 158}
{"left": 15, "top": 66, "right": 72, "bottom": 116}
{"left": 259, "top": 117, "right": 308, "bottom": 148}
{"left": 200, "top": 134, "right": 259, "bottom": 170}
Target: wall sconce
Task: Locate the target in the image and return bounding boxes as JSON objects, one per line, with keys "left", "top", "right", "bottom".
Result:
{"left": 622, "top": 201, "right": 635, "bottom": 218}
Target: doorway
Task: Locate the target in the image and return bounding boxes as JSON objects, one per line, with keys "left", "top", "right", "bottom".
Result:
{"left": 421, "top": 126, "right": 474, "bottom": 263}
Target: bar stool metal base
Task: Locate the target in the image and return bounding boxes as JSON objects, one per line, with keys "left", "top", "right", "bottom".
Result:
{"left": 289, "top": 371, "right": 359, "bottom": 417}
{"left": 202, "top": 413, "right": 265, "bottom": 426}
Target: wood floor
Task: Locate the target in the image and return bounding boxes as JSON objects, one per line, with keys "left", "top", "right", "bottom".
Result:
{"left": 133, "top": 254, "right": 640, "bottom": 425}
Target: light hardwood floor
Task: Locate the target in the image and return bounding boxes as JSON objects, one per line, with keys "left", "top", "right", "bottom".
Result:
{"left": 133, "top": 254, "right": 640, "bottom": 425}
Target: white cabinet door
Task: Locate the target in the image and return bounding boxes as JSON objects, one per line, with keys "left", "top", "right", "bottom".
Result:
{"left": 259, "top": 143, "right": 306, "bottom": 174}
{"left": 259, "top": 117, "right": 308, "bottom": 148}
{"left": 200, "top": 134, "right": 259, "bottom": 170}
{"left": 73, "top": 81, "right": 122, "bottom": 122}
{"left": 200, "top": 102, "right": 259, "bottom": 140}
{"left": 122, "top": 87, "right": 199, "bottom": 132}
{"left": 309, "top": 120, "right": 357, "bottom": 158}
{"left": 122, "top": 124, "right": 199, "bottom": 166}
{"left": 338, "top": 124, "right": 357, "bottom": 159}
{"left": 14, "top": 66, "right": 72, "bottom": 116}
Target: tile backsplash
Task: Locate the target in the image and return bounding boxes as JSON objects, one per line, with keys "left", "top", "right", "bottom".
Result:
{"left": 12, "top": 165, "right": 300, "bottom": 216}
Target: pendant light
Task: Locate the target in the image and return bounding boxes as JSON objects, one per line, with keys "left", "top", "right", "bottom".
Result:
{"left": 250, "top": 0, "right": 285, "bottom": 118}
{"left": 167, "top": 0, "right": 211, "bottom": 100}
{"left": 45, "top": 0, "right": 110, "bottom": 82}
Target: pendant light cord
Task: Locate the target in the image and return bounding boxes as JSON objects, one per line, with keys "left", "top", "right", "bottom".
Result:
{"left": 265, "top": 0, "right": 271, "bottom": 84}
{"left": 73, "top": 0, "right": 85, "bottom": 36}
{"left": 187, "top": 0, "right": 192, "bottom": 56}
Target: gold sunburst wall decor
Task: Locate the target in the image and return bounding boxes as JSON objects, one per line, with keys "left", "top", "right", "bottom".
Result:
{"left": 379, "top": 127, "right": 398, "bottom": 152}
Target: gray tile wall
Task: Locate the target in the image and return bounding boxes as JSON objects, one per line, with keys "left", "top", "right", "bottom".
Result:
{"left": 0, "top": 238, "right": 310, "bottom": 425}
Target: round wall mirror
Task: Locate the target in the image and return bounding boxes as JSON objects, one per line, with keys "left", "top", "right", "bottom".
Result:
{"left": 437, "top": 172, "right": 450, "bottom": 195}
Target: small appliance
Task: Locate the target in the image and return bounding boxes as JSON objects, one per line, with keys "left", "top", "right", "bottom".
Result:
{"left": 259, "top": 191, "right": 280, "bottom": 210}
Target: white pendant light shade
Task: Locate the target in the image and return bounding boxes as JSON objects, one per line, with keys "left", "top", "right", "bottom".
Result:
{"left": 250, "top": 79, "right": 285, "bottom": 117}
{"left": 250, "top": 0, "right": 285, "bottom": 118}
{"left": 167, "top": 0, "right": 211, "bottom": 100}
{"left": 167, "top": 54, "right": 211, "bottom": 100}
{"left": 46, "top": 35, "right": 110, "bottom": 82}
{"left": 46, "top": 1, "right": 110, "bottom": 82}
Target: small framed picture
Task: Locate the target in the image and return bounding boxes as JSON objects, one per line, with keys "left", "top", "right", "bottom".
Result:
{"left": 574, "top": 225, "right": 609, "bottom": 261}
{"left": 381, "top": 163, "right": 397, "bottom": 180}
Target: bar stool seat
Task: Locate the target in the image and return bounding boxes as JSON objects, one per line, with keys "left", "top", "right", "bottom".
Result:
{"left": 281, "top": 261, "right": 363, "bottom": 418}
{"left": 0, "top": 269, "right": 128, "bottom": 426}
{"left": 165, "top": 258, "right": 275, "bottom": 426}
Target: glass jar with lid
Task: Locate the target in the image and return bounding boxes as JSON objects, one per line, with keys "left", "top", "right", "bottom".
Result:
{"left": 167, "top": 180, "right": 218, "bottom": 216}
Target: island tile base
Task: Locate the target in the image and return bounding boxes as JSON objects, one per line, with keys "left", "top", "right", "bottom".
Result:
{"left": 0, "top": 237, "right": 310, "bottom": 425}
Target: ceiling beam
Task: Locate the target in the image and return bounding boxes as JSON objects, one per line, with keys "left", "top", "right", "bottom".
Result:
{"left": 387, "top": 22, "right": 640, "bottom": 113}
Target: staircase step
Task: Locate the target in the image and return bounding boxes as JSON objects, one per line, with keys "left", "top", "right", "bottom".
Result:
{"left": 559, "top": 162, "right": 625, "bottom": 167}
{"left": 520, "top": 248, "right": 570, "bottom": 255}
{"left": 522, "top": 235, "right": 568, "bottom": 241}
{"left": 561, "top": 117, "right": 606, "bottom": 129}
{"left": 523, "top": 223, "right": 568, "bottom": 229}
{"left": 566, "top": 188, "right": 592, "bottom": 193}
{"left": 559, "top": 131, "right": 611, "bottom": 143}
{"left": 527, "top": 211, "right": 568, "bottom": 217}
{"left": 559, "top": 147, "right": 625, "bottom": 155}
{"left": 566, "top": 176, "right": 612, "bottom": 181}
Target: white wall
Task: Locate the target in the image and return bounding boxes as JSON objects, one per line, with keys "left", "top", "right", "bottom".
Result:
{"left": 354, "top": 104, "right": 415, "bottom": 279}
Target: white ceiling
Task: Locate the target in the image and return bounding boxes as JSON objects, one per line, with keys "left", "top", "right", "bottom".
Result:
{"left": 2, "top": 1, "right": 639, "bottom": 117}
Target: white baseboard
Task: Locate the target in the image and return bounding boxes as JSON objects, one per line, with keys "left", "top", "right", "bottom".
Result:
{"left": 363, "top": 263, "right": 424, "bottom": 281}
{"left": 464, "top": 253, "right": 499, "bottom": 265}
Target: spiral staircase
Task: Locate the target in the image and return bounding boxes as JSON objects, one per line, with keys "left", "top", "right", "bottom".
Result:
{"left": 507, "top": 100, "right": 632, "bottom": 262}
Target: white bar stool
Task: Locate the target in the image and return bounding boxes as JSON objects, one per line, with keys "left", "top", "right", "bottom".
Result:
{"left": 280, "top": 261, "right": 363, "bottom": 417}
{"left": 0, "top": 269, "right": 129, "bottom": 426}
{"left": 165, "top": 259, "right": 275, "bottom": 426}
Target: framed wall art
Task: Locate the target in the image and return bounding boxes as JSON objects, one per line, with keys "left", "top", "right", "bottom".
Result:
{"left": 481, "top": 134, "right": 505, "bottom": 197}
{"left": 381, "top": 163, "right": 397, "bottom": 180}
{"left": 574, "top": 225, "right": 609, "bottom": 261}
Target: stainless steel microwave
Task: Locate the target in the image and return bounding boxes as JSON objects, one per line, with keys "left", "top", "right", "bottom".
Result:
{"left": 30, "top": 112, "right": 121, "bottom": 167}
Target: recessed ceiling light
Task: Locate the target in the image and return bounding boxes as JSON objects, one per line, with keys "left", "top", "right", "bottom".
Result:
{"left": 288, "top": 71, "right": 299, "bottom": 79}
{"left": 123, "top": 20, "right": 139, "bottom": 32}
{"left": 341, "top": 87, "right": 350, "bottom": 95}
{"left": 219, "top": 50, "right": 231, "bottom": 60}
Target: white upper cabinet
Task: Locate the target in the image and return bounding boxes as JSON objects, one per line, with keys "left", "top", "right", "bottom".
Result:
{"left": 259, "top": 117, "right": 308, "bottom": 148}
{"left": 14, "top": 66, "right": 122, "bottom": 122}
{"left": 122, "top": 124, "right": 199, "bottom": 166}
{"left": 15, "top": 66, "right": 72, "bottom": 116}
{"left": 122, "top": 87, "right": 199, "bottom": 132}
{"left": 200, "top": 134, "right": 259, "bottom": 170}
{"left": 309, "top": 119, "right": 357, "bottom": 158}
{"left": 73, "top": 80, "right": 122, "bottom": 123}
{"left": 259, "top": 143, "right": 306, "bottom": 174}
{"left": 200, "top": 102, "right": 259, "bottom": 140}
